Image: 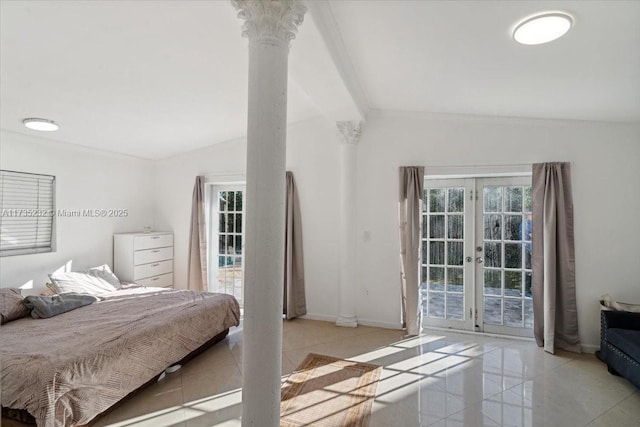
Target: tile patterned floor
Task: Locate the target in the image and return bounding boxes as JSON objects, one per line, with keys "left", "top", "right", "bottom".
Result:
{"left": 88, "top": 319, "right": 639, "bottom": 427}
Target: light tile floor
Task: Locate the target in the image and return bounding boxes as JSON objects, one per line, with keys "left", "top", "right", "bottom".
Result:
{"left": 89, "top": 319, "right": 639, "bottom": 427}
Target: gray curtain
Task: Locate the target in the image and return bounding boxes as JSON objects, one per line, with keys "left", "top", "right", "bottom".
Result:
{"left": 532, "top": 163, "right": 581, "bottom": 354}
{"left": 187, "top": 176, "right": 208, "bottom": 292}
{"left": 284, "top": 171, "right": 306, "bottom": 319}
{"left": 399, "top": 166, "right": 424, "bottom": 336}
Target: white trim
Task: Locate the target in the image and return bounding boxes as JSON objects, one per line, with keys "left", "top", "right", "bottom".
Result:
{"left": 204, "top": 173, "right": 246, "bottom": 185}
{"left": 426, "top": 164, "right": 532, "bottom": 179}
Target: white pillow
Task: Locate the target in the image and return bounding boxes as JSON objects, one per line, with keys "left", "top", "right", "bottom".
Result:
{"left": 49, "top": 271, "right": 118, "bottom": 295}
{"left": 87, "top": 264, "right": 121, "bottom": 288}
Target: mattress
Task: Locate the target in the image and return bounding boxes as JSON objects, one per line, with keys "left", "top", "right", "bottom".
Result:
{"left": 0, "top": 286, "right": 240, "bottom": 427}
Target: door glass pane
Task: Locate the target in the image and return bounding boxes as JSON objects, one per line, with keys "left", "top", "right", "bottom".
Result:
{"left": 484, "top": 187, "right": 502, "bottom": 212}
{"left": 448, "top": 188, "right": 464, "bottom": 212}
{"left": 219, "top": 191, "right": 227, "bottom": 211}
{"left": 504, "top": 299, "right": 523, "bottom": 327}
{"left": 447, "top": 242, "right": 464, "bottom": 266}
{"left": 236, "top": 213, "right": 242, "bottom": 233}
{"left": 484, "top": 269, "right": 502, "bottom": 296}
{"left": 524, "top": 187, "right": 532, "bottom": 212}
{"left": 504, "top": 187, "right": 523, "bottom": 212}
{"left": 524, "top": 299, "right": 534, "bottom": 328}
{"left": 228, "top": 191, "right": 235, "bottom": 211}
{"left": 430, "top": 242, "right": 444, "bottom": 264}
{"left": 484, "top": 214, "right": 502, "bottom": 240}
{"left": 429, "top": 267, "right": 444, "bottom": 291}
{"left": 447, "top": 294, "right": 464, "bottom": 320}
{"left": 484, "top": 297, "right": 502, "bottom": 324}
{"left": 429, "top": 189, "right": 445, "bottom": 212}
{"left": 448, "top": 215, "right": 464, "bottom": 239}
{"left": 234, "top": 235, "right": 243, "bottom": 254}
{"left": 505, "top": 243, "right": 521, "bottom": 268}
{"left": 484, "top": 242, "right": 502, "bottom": 267}
{"left": 430, "top": 215, "right": 445, "bottom": 238}
{"left": 447, "top": 267, "right": 463, "bottom": 292}
{"left": 428, "top": 293, "right": 445, "bottom": 318}
{"left": 219, "top": 213, "right": 226, "bottom": 233}
{"left": 235, "top": 191, "right": 243, "bottom": 211}
{"left": 504, "top": 215, "right": 522, "bottom": 241}
{"left": 505, "top": 271, "right": 522, "bottom": 297}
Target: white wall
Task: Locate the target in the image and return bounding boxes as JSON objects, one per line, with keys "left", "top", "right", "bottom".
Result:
{"left": 4, "top": 110, "right": 637, "bottom": 349}
{"left": 0, "top": 130, "right": 155, "bottom": 293}
{"left": 355, "top": 110, "right": 640, "bottom": 348}
{"left": 154, "top": 116, "right": 341, "bottom": 319}
{"left": 154, "top": 136, "right": 247, "bottom": 289}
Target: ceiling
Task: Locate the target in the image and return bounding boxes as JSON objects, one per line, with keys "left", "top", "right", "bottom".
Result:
{"left": 1, "top": 1, "right": 638, "bottom": 160}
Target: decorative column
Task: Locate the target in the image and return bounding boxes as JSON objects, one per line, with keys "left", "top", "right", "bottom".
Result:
{"left": 336, "top": 121, "right": 361, "bottom": 327}
{"left": 231, "top": 1, "right": 306, "bottom": 426}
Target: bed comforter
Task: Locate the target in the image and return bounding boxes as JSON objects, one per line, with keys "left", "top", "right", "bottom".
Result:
{"left": 0, "top": 286, "right": 240, "bottom": 427}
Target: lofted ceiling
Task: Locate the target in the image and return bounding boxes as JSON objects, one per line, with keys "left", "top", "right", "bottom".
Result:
{"left": 1, "top": 1, "right": 639, "bottom": 160}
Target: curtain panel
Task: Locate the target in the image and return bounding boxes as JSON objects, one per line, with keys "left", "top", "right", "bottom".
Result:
{"left": 187, "top": 176, "right": 208, "bottom": 292}
{"left": 284, "top": 171, "right": 307, "bottom": 319}
{"left": 532, "top": 162, "right": 581, "bottom": 354}
{"left": 398, "top": 166, "right": 425, "bottom": 336}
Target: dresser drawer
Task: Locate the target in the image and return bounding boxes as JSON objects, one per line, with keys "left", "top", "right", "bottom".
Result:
{"left": 134, "top": 260, "right": 172, "bottom": 280}
{"left": 134, "top": 234, "right": 173, "bottom": 251}
{"left": 134, "top": 247, "right": 173, "bottom": 265}
{"left": 137, "top": 272, "right": 173, "bottom": 288}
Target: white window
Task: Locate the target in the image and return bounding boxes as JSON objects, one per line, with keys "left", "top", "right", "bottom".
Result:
{"left": 0, "top": 170, "right": 55, "bottom": 256}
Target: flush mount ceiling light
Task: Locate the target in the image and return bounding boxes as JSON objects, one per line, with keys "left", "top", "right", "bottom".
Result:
{"left": 513, "top": 12, "right": 573, "bottom": 45}
{"left": 23, "top": 118, "right": 59, "bottom": 132}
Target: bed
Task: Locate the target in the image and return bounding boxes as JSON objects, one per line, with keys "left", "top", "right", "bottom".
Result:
{"left": 0, "top": 286, "right": 240, "bottom": 427}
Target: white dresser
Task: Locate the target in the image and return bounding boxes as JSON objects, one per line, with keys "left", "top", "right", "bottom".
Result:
{"left": 113, "top": 232, "right": 174, "bottom": 288}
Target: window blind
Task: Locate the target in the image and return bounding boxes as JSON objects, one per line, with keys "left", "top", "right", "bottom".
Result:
{"left": 0, "top": 170, "right": 55, "bottom": 256}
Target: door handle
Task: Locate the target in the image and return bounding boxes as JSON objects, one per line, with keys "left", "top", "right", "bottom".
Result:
{"left": 466, "top": 257, "right": 473, "bottom": 263}
{"left": 476, "top": 257, "right": 484, "bottom": 264}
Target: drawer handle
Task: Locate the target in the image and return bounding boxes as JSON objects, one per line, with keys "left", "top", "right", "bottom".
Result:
{"left": 152, "top": 277, "right": 159, "bottom": 281}
{"left": 151, "top": 236, "right": 160, "bottom": 239}
{"left": 151, "top": 250, "right": 160, "bottom": 253}
{"left": 152, "top": 263, "right": 160, "bottom": 267}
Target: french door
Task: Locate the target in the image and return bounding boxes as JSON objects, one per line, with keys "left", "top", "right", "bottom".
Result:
{"left": 421, "top": 177, "right": 533, "bottom": 337}
{"left": 208, "top": 185, "right": 246, "bottom": 306}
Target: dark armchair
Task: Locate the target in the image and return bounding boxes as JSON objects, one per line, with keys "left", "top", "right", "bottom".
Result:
{"left": 600, "top": 310, "right": 640, "bottom": 388}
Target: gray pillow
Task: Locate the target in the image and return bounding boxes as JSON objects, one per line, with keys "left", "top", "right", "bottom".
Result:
{"left": 0, "top": 288, "right": 30, "bottom": 324}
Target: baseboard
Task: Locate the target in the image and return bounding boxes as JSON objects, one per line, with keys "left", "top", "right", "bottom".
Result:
{"left": 358, "top": 319, "right": 403, "bottom": 330}
{"left": 581, "top": 343, "right": 599, "bottom": 354}
{"left": 299, "top": 314, "right": 402, "bottom": 330}
{"left": 299, "top": 313, "right": 337, "bottom": 323}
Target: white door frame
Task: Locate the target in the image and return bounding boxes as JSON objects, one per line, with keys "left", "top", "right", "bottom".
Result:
{"left": 422, "top": 175, "right": 533, "bottom": 338}
{"left": 207, "top": 183, "right": 246, "bottom": 305}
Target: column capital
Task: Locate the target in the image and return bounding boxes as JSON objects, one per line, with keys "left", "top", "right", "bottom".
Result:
{"left": 231, "top": 0, "right": 307, "bottom": 44}
{"left": 336, "top": 121, "right": 362, "bottom": 145}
